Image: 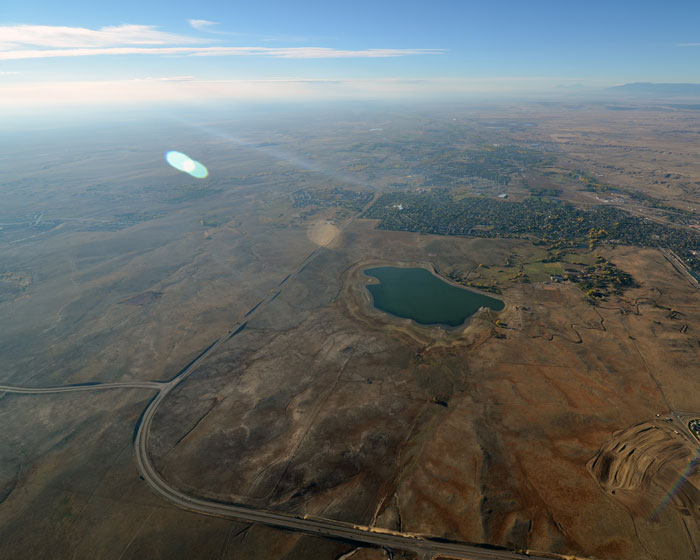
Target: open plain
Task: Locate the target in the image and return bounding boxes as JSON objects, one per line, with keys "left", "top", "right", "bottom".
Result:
{"left": 2, "top": 102, "right": 700, "bottom": 559}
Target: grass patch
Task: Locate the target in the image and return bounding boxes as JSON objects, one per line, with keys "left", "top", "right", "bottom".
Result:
{"left": 561, "top": 252, "right": 596, "bottom": 266}
{"left": 523, "top": 262, "right": 564, "bottom": 283}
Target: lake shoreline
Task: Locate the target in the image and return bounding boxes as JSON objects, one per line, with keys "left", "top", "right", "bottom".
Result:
{"left": 338, "top": 259, "right": 508, "bottom": 348}
{"left": 364, "top": 265, "right": 504, "bottom": 327}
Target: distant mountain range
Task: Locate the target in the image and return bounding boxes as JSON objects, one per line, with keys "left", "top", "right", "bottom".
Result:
{"left": 608, "top": 82, "right": 700, "bottom": 97}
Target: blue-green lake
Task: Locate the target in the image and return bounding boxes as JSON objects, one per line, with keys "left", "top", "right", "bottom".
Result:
{"left": 365, "top": 266, "right": 504, "bottom": 327}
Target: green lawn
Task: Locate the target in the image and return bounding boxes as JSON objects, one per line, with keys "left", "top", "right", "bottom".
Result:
{"left": 523, "top": 262, "right": 565, "bottom": 283}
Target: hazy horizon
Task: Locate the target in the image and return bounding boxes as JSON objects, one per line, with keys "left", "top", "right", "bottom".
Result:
{"left": 2, "top": 0, "right": 700, "bottom": 113}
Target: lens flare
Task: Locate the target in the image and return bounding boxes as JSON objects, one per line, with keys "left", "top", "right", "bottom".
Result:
{"left": 648, "top": 442, "right": 700, "bottom": 521}
{"left": 165, "top": 150, "right": 208, "bottom": 179}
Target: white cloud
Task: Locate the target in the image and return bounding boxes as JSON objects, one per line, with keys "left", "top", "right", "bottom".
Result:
{"left": 0, "top": 45, "right": 445, "bottom": 61}
{"left": 677, "top": 42, "right": 700, "bottom": 47}
{"left": 193, "top": 47, "right": 446, "bottom": 59}
{"left": 0, "top": 23, "right": 443, "bottom": 61}
{"left": 188, "top": 19, "right": 219, "bottom": 31}
{"left": 0, "top": 24, "right": 202, "bottom": 50}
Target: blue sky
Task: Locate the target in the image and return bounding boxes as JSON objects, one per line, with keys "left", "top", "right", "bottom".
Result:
{"left": 2, "top": 0, "right": 699, "bottom": 108}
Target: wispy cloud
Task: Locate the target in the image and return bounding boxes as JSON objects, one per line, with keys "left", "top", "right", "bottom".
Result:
{"left": 0, "top": 45, "right": 445, "bottom": 61}
{"left": 0, "top": 24, "right": 201, "bottom": 49}
{"left": 193, "top": 47, "right": 445, "bottom": 59}
{"left": 0, "top": 23, "right": 442, "bottom": 61}
{"left": 188, "top": 19, "right": 219, "bottom": 31}
{"left": 677, "top": 42, "right": 700, "bottom": 47}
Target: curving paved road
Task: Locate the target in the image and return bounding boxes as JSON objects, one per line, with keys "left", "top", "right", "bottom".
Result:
{"left": 0, "top": 348, "right": 586, "bottom": 559}
{"left": 130, "top": 352, "right": 561, "bottom": 560}
{"left": 133, "top": 361, "right": 541, "bottom": 558}
{"left": 0, "top": 381, "right": 163, "bottom": 394}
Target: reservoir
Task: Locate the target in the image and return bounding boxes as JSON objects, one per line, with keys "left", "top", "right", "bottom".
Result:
{"left": 364, "top": 266, "right": 504, "bottom": 327}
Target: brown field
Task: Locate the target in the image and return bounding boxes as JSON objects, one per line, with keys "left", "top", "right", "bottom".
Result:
{"left": 3, "top": 103, "right": 700, "bottom": 559}
{"left": 147, "top": 220, "right": 700, "bottom": 559}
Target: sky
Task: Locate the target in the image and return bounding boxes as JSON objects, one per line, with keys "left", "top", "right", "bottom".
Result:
{"left": 2, "top": 0, "right": 700, "bottom": 109}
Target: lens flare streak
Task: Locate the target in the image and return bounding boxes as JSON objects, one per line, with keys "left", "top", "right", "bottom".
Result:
{"left": 165, "top": 150, "right": 208, "bottom": 178}
{"left": 167, "top": 117, "right": 370, "bottom": 189}
{"left": 648, "top": 443, "right": 700, "bottom": 521}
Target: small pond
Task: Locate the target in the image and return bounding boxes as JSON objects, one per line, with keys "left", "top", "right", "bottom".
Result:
{"left": 364, "top": 266, "right": 504, "bottom": 327}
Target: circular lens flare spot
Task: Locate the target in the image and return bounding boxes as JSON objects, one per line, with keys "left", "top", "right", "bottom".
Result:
{"left": 165, "top": 151, "right": 208, "bottom": 179}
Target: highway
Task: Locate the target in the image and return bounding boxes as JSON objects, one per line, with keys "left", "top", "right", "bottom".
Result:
{"left": 1, "top": 339, "right": 572, "bottom": 559}
{"left": 0, "top": 381, "right": 163, "bottom": 394}
{"left": 0, "top": 339, "right": 588, "bottom": 558}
